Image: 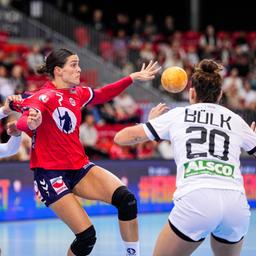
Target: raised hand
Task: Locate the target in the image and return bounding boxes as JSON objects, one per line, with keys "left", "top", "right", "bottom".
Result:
{"left": 148, "top": 103, "right": 169, "bottom": 120}
{"left": 27, "top": 109, "right": 42, "bottom": 130}
{"left": 129, "top": 60, "right": 161, "bottom": 82}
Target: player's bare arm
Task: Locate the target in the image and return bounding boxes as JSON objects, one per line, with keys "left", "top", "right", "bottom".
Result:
{"left": 115, "top": 103, "right": 168, "bottom": 145}
{"left": 114, "top": 125, "right": 149, "bottom": 146}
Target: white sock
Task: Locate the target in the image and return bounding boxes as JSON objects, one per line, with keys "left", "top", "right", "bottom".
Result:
{"left": 123, "top": 241, "right": 140, "bottom": 256}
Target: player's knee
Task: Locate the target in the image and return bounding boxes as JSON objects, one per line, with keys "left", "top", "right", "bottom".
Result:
{"left": 111, "top": 186, "right": 137, "bottom": 221}
{"left": 70, "top": 225, "right": 96, "bottom": 256}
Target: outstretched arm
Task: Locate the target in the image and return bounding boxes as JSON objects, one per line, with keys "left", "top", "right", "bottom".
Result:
{"left": 114, "top": 103, "right": 169, "bottom": 146}
{"left": 114, "top": 124, "right": 149, "bottom": 146}
{"left": 90, "top": 61, "right": 161, "bottom": 105}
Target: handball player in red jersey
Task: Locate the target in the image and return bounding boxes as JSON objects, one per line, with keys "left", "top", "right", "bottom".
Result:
{"left": 11, "top": 48, "right": 161, "bottom": 256}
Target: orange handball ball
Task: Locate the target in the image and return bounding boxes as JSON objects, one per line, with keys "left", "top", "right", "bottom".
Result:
{"left": 161, "top": 66, "right": 188, "bottom": 93}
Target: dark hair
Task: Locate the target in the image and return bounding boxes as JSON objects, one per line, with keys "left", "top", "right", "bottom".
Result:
{"left": 191, "top": 59, "right": 223, "bottom": 103}
{"left": 36, "top": 48, "right": 75, "bottom": 77}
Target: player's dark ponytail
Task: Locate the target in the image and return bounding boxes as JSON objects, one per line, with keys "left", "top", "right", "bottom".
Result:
{"left": 36, "top": 63, "right": 48, "bottom": 75}
{"left": 36, "top": 48, "right": 75, "bottom": 78}
{"left": 191, "top": 59, "right": 223, "bottom": 103}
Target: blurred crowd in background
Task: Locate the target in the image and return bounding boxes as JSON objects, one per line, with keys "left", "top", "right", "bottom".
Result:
{"left": 0, "top": 1, "right": 256, "bottom": 161}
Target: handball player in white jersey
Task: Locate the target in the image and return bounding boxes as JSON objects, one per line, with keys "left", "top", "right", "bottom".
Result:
{"left": 114, "top": 59, "right": 256, "bottom": 256}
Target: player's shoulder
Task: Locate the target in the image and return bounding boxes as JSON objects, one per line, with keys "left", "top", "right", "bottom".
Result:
{"left": 75, "top": 85, "right": 94, "bottom": 102}
{"left": 189, "top": 103, "right": 236, "bottom": 114}
{"left": 169, "top": 106, "right": 186, "bottom": 115}
{"left": 23, "top": 87, "right": 56, "bottom": 105}
{"left": 156, "top": 106, "right": 185, "bottom": 121}
{"left": 75, "top": 85, "right": 93, "bottom": 94}
{"left": 215, "top": 104, "right": 244, "bottom": 121}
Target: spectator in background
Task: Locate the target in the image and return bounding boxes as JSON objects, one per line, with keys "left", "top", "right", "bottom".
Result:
{"left": 232, "top": 52, "right": 250, "bottom": 77}
{"left": 75, "top": 3, "right": 90, "bottom": 23}
{"left": 242, "top": 80, "right": 256, "bottom": 109}
{"left": 113, "top": 29, "right": 128, "bottom": 67}
{"left": 234, "top": 31, "right": 249, "bottom": 54}
{"left": 140, "top": 42, "right": 156, "bottom": 63}
{"left": 97, "top": 101, "right": 118, "bottom": 124}
{"left": 91, "top": 9, "right": 105, "bottom": 32}
{"left": 249, "top": 67, "right": 256, "bottom": 91}
{"left": 132, "top": 18, "right": 144, "bottom": 35}
{"left": 9, "top": 64, "right": 27, "bottom": 94}
{"left": 186, "top": 45, "right": 199, "bottom": 67}
{"left": 40, "top": 38, "right": 54, "bottom": 57}
{"left": 161, "top": 15, "right": 175, "bottom": 43}
{"left": 128, "top": 33, "right": 144, "bottom": 65}
{"left": 0, "top": 65, "right": 14, "bottom": 100}
{"left": 113, "top": 91, "right": 141, "bottom": 124}
{"left": 219, "top": 35, "right": 232, "bottom": 66}
{"left": 113, "top": 13, "right": 130, "bottom": 36}
{"left": 143, "top": 14, "right": 158, "bottom": 41}
{"left": 222, "top": 68, "right": 245, "bottom": 109}
{"left": 199, "top": 25, "right": 219, "bottom": 59}
{"left": 79, "top": 112, "right": 108, "bottom": 159}
{"left": 27, "top": 44, "right": 44, "bottom": 73}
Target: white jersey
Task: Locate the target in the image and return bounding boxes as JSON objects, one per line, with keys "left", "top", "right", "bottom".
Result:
{"left": 143, "top": 103, "right": 256, "bottom": 199}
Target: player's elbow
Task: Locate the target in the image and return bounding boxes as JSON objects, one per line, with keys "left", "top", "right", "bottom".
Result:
{"left": 114, "top": 131, "right": 126, "bottom": 145}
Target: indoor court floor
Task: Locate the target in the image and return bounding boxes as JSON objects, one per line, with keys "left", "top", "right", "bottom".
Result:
{"left": 0, "top": 210, "right": 255, "bottom": 255}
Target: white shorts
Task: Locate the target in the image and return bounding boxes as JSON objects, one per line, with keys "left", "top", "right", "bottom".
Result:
{"left": 169, "top": 188, "right": 251, "bottom": 242}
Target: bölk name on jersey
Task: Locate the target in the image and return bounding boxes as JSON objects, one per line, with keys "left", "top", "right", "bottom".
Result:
{"left": 184, "top": 109, "right": 232, "bottom": 131}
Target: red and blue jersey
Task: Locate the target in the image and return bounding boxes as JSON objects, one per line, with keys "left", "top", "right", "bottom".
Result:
{"left": 14, "top": 77, "right": 132, "bottom": 170}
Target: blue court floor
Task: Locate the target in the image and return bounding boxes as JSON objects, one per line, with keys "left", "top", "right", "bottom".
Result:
{"left": 0, "top": 210, "right": 255, "bottom": 256}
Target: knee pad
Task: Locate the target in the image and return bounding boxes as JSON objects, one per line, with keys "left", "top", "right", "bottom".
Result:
{"left": 111, "top": 186, "right": 137, "bottom": 221}
{"left": 70, "top": 225, "right": 96, "bottom": 256}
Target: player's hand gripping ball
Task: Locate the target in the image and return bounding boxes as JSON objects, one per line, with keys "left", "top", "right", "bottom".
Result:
{"left": 161, "top": 66, "right": 188, "bottom": 93}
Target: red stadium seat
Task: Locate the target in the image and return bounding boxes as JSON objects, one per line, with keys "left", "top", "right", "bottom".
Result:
{"left": 183, "top": 31, "right": 201, "bottom": 46}
{"left": 74, "top": 26, "right": 90, "bottom": 47}
{"left": 217, "top": 31, "right": 230, "bottom": 41}
{"left": 247, "top": 31, "right": 256, "bottom": 42}
{"left": 0, "top": 31, "right": 9, "bottom": 44}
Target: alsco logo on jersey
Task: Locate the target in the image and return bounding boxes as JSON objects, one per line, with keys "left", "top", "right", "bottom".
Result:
{"left": 184, "top": 160, "right": 234, "bottom": 178}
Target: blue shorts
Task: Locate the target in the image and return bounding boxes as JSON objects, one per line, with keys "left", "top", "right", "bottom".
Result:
{"left": 33, "top": 162, "right": 95, "bottom": 206}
